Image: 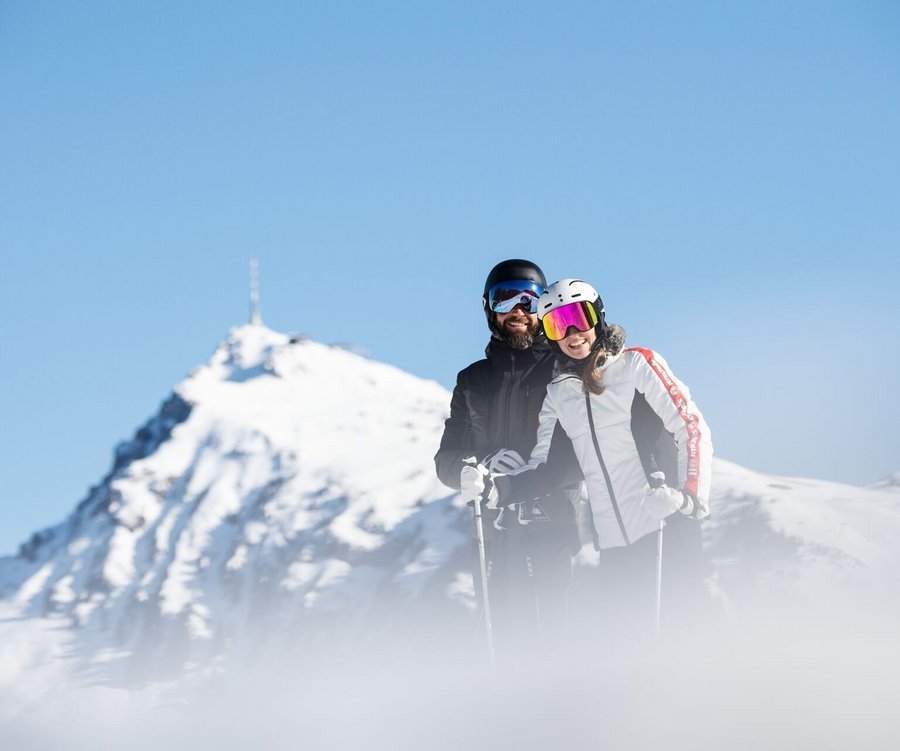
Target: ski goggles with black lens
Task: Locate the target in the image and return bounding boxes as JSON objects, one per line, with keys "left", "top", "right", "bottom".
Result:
{"left": 541, "top": 301, "right": 599, "bottom": 341}
{"left": 487, "top": 280, "right": 544, "bottom": 314}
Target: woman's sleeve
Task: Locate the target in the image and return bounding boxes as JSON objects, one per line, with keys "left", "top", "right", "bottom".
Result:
{"left": 495, "top": 389, "right": 583, "bottom": 504}
{"left": 629, "top": 348, "right": 713, "bottom": 518}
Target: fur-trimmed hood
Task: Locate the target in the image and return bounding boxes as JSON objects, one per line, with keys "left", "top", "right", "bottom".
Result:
{"left": 597, "top": 323, "right": 626, "bottom": 357}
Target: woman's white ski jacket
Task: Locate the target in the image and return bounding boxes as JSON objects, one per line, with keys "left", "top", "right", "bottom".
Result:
{"left": 503, "top": 347, "right": 712, "bottom": 549}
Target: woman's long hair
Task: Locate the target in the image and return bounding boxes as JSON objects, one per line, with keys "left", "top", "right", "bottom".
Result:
{"left": 581, "top": 348, "right": 609, "bottom": 395}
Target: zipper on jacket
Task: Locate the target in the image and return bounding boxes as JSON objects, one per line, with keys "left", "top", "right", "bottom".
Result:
{"left": 585, "top": 394, "right": 630, "bottom": 545}
{"left": 503, "top": 350, "right": 517, "bottom": 446}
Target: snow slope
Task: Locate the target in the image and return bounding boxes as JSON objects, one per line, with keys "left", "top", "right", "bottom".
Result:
{"left": 1, "top": 322, "right": 899, "bottom": 707}
{"left": 704, "top": 459, "right": 900, "bottom": 626}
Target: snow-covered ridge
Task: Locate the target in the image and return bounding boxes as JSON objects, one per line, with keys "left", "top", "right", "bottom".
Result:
{"left": 0, "top": 323, "right": 470, "bottom": 680}
{"left": 1, "top": 322, "right": 899, "bottom": 690}
{"left": 703, "top": 459, "right": 900, "bottom": 620}
{"left": 869, "top": 472, "right": 900, "bottom": 491}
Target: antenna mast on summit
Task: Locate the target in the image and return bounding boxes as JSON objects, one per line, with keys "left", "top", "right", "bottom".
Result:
{"left": 249, "top": 257, "right": 262, "bottom": 325}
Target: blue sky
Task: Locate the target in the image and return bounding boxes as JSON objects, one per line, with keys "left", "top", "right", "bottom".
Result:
{"left": 1, "top": 1, "right": 898, "bottom": 556}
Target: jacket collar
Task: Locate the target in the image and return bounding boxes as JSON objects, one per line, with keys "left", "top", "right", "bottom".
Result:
{"left": 484, "top": 333, "right": 551, "bottom": 362}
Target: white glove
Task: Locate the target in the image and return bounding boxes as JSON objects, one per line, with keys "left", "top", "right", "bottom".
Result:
{"left": 460, "top": 464, "right": 486, "bottom": 504}
{"left": 484, "top": 449, "right": 526, "bottom": 476}
{"left": 460, "top": 462, "right": 497, "bottom": 507}
{"left": 641, "top": 485, "right": 693, "bottom": 521}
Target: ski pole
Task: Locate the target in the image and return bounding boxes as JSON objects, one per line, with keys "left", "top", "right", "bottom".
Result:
{"left": 465, "top": 459, "right": 495, "bottom": 666}
{"left": 655, "top": 520, "right": 664, "bottom": 638}
{"left": 649, "top": 471, "right": 666, "bottom": 638}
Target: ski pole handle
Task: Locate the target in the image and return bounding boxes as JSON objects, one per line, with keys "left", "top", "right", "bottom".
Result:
{"left": 649, "top": 471, "right": 666, "bottom": 490}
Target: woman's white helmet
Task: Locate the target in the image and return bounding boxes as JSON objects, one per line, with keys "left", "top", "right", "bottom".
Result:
{"left": 538, "top": 279, "right": 601, "bottom": 319}
{"left": 538, "top": 278, "right": 607, "bottom": 342}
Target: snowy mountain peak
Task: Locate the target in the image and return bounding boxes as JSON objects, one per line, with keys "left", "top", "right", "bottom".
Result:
{"left": 0, "top": 324, "right": 468, "bottom": 678}
{"left": 186, "top": 322, "right": 287, "bottom": 386}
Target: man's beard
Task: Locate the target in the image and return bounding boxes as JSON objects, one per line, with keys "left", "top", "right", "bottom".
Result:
{"left": 498, "top": 318, "right": 540, "bottom": 350}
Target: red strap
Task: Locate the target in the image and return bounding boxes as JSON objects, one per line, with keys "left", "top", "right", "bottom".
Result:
{"left": 627, "top": 348, "right": 703, "bottom": 498}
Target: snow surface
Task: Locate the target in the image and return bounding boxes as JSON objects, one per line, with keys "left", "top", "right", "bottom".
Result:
{"left": 705, "top": 459, "right": 900, "bottom": 620}
{"left": 1, "top": 322, "right": 899, "bottom": 747}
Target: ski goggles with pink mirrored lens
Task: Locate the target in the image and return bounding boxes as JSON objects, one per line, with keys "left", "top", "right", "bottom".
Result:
{"left": 541, "top": 301, "right": 599, "bottom": 341}
{"left": 487, "top": 280, "right": 544, "bottom": 314}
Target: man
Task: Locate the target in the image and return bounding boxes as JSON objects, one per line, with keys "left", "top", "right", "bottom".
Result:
{"left": 434, "top": 259, "right": 581, "bottom": 660}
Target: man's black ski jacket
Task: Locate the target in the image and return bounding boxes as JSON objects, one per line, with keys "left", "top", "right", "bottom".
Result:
{"left": 434, "top": 336, "right": 581, "bottom": 547}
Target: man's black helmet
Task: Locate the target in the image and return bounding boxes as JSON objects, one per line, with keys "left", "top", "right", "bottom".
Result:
{"left": 482, "top": 259, "right": 547, "bottom": 303}
{"left": 482, "top": 259, "right": 547, "bottom": 337}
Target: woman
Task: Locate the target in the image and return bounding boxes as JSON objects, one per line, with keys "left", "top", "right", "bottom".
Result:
{"left": 474, "top": 278, "right": 713, "bottom": 639}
